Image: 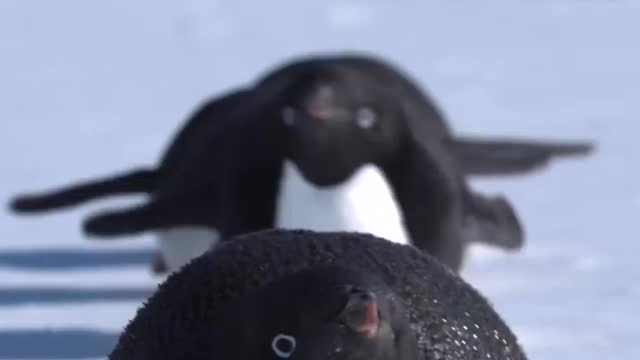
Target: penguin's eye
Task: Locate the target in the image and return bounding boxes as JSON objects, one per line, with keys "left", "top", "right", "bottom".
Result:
{"left": 282, "top": 107, "right": 297, "bottom": 126}
{"left": 272, "top": 334, "right": 296, "bottom": 358}
{"left": 355, "top": 106, "right": 376, "bottom": 129}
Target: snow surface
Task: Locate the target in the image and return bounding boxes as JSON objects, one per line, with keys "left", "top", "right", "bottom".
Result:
{"left": 0, "top": 1, "right": 638, "bottom": 359}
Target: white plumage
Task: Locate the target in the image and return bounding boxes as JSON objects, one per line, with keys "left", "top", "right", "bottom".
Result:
{"left": 155, "top": 160, "right": 409, "bottom": 273}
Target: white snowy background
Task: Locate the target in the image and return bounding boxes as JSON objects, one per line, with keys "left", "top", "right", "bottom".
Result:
{"left": 0, "top": 1, "right": 638, "bottom": 359}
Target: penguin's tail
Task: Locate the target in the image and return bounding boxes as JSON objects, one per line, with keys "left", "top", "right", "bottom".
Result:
{"left": 449, "top": 137, "right": 594, "bottom": 176}
{"left": 9, "top": 168, "right": 159, "bottom": 213}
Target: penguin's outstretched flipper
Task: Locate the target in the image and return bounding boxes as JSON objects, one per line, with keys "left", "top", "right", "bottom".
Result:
{"left": 9, "top": 168, "right": 158, "bottom": 213}
{"left": 83, "top": 198, "right": 211, "bottom": 238}
{"left": 449, "top": 137, "right": 594, "bottom": 175}
{"left": 8, "top": 89, "right": 252, "bottom": 216}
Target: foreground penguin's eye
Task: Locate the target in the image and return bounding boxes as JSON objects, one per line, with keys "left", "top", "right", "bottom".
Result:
{"left": 271, "top": 334, "right": 296, "bottom": 358}
{"left": 355, "top": 107, "right": 376, "bottom": 129}
{"left": 282, "top": 107, "right": 297, "bottom": 126}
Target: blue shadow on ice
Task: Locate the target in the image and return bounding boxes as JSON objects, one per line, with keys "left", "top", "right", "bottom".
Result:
{"left": 0, "top": 287, "right": 154, "bottom": 305}
{"left": 0, "top": 329, "right": 118, "bottom": 359}
{"left": 0, "top": 248, "right": 152, "bottom": 270}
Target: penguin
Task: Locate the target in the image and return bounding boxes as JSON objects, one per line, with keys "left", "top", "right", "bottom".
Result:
{"left": 108, "top": 230, "right": 528, "bottom": 360}
{"left": 8, "top": 53, "right": 593, "bottom": 273}
{"left": 112, "top": 266, "right": 420, "bottom": 360}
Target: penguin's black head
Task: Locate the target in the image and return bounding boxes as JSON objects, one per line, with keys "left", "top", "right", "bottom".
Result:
{"left": 279, "top": 68, "right": 404, "bottom": 186}
{"left": 254, "top": 267, "right": 418, "bottom": 360}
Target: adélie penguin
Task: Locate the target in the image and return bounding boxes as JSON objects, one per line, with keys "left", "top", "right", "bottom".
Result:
{"left": 108, "top": 230, "right": 528, "bottom": 360}
{"left": 8, "top": 53, "right": 593, "bottom": 273}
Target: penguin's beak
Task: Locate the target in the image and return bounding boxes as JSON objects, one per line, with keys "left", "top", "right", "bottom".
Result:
{"left": 339, "top": 289, "right": 380, "bottom": 338}
{"left": 305, "top": 85, "right": 335, "bottom": 121}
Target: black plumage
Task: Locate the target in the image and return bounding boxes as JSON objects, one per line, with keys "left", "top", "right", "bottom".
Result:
{"left": 110, "top": 230, "right": 527, "bottom": 360}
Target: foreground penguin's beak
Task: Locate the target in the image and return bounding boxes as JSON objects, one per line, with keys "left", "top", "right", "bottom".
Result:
{"left": 340, "top": 290, "right": 380, "bottom": 337}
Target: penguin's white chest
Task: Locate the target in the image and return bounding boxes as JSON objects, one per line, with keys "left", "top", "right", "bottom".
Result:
{"left": 154, "top": 161, "right": 409, "bottom": 274}
{"left": 275, "top": 161, "right": 410, "bottom": 245}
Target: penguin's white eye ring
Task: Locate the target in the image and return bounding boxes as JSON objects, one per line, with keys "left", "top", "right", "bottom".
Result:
{"left": 282, "top": 106, "right": 297, "bottom": 126}
{"left": 272, "top": 334, "right": 296, "bottom": 358}
{"left": 355, "top": 106, "right": 376, "bottom": 129}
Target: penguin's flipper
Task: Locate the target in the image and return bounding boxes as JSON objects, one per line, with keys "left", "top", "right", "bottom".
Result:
{"left": 83, "top": 199, "right": 203, "bottom": 238}
{"left": 463, "top": 192, "right": 524, "bottom": 250}
{"left": 449, "top": 137, "right": 594, "bottom": 175}
{"left": 10, "top": 168, "right": 158, "bottom": 213}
